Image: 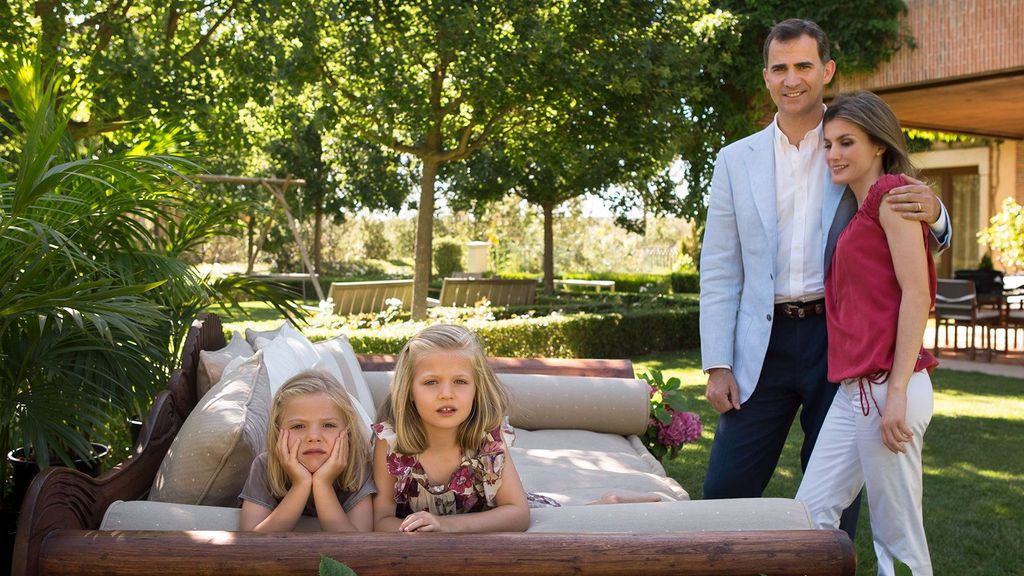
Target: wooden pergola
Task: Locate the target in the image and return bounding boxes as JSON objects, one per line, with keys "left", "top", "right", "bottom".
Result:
{"left": 194, "top": 174, "right": 325, "bottom": 302}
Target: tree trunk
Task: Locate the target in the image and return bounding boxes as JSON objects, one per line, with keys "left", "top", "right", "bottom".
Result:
{"left": 246, "top": 216, "right": 255, "bottom": 275}
{"left": 313, "top": 198, "right": 324, "bottom": 275}
{"left": 542, "top": 202, "right": 555, "bottom": 295}
{"left": 411, "top": 159, "right": 439, "bottom": 319}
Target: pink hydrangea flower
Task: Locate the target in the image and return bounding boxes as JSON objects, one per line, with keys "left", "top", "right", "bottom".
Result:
{"left": 656, "top": 409, "right": 702, "bottom": 447}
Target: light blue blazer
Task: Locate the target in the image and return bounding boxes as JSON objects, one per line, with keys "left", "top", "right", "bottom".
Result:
{"left": 699, "top": 124, "right": 855, "bottom": 405}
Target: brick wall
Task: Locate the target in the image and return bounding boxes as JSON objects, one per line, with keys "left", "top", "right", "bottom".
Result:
{"left": 834, "top": 0, "right": 1024, "bottom": 91}
{"left": 1017, "top": 142, "right": 1024, "bottom": 202}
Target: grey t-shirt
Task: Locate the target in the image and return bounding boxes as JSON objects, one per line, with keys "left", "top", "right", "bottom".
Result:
{"left": 239, "top": 452, "right": 376, "bottom": 516}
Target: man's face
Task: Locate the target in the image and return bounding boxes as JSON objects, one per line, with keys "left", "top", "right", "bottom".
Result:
{"left": 763, "top": 34, "right": 836, "bottom": 122}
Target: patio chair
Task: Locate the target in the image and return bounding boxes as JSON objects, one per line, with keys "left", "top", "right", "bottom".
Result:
{"left": 934, "top": 279, "right": 1002, "bottom": 360}
{"left": 954, "top": 269, "right": 1004, "bottom": 311}
{"left": 1002, "top": 290, "right": 1024, "bottom": 351}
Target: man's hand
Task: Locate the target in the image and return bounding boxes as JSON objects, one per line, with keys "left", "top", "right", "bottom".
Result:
{"left": 705, "top": 368, "right": 741, "bottom": 414}
{"left": 885, "top": 174, "right": 941, "bottom": 224}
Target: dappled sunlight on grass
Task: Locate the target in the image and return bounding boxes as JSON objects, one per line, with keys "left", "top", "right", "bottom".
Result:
{"left": 934, "top": 390, "right": 1024, "bottom": 419}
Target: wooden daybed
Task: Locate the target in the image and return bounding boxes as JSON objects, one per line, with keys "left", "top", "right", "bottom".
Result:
{"left": 13, "top": 313, "right": 855, "bottom": 576}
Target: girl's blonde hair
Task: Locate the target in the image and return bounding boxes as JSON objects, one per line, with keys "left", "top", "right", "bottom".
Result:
{"left": 265, "top": 370, "right": 369, "bottom": 498}
{"left": 386, "top": 324, "right": 508, "bottom": 455}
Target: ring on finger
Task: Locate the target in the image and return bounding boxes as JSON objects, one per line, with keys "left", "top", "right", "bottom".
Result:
{"left": 916, "top": 202, "right": 921, "bottom": 212}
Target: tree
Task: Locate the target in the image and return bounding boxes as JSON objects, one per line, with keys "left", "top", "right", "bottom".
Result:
{"left": 445, "top": 1, "right": 704, "bottom": 293}
{"left": 2, "top": 3, "right": 412, "bottom": 276}
{"left": 297, "top": 1, "right": 593, "bottom": 318}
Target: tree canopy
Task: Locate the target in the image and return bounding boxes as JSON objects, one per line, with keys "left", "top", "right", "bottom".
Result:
{"left": 2, "top": 1, "right": 914, "bottom": 296}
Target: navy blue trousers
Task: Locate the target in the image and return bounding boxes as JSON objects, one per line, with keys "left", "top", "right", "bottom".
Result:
{"left": 703, "top": 313, "right": 861, "bottom": 538}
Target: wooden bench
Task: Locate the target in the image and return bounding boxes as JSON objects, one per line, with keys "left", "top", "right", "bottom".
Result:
{"left": 553, "top": 279, "right": 616, "bottom": 293}
{"left": 439, "top": 278, "right": 537, "bottom": 307}
{"left": 328, "top": 279, "right": 413, "bottom": 315}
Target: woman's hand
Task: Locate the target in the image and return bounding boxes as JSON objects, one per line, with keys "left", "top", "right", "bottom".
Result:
{"left": 880, "top": 390, "right": 913, "bottom": 454}
{"left": 278, "top": 429, "right": 312, "bottom": 485}
{"left": 312, "top": 430, "right": 348, "bottom": 487}
{"left": 399, "top": 510, "right": 443, "bottom": 532}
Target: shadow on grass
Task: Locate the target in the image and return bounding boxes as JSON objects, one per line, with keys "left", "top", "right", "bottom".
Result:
{"left": 630, "top": 349, "right": 703, "bottom": 373}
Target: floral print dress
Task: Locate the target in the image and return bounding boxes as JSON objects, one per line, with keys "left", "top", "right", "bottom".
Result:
{"left": 372, "top": 421, "right": 558, "bottom": 517}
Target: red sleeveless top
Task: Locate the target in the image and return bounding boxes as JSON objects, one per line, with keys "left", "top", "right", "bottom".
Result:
{"left": 825, "top": 174, "right": 938, "bottom": 382}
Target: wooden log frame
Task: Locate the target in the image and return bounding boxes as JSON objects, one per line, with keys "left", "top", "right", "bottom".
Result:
{"left": 13, "top": 313, "right": 856, "bottom": 576}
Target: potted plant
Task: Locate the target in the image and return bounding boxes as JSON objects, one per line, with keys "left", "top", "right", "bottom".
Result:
{"left": 0, "top": 53, "right": 302, "bottom": 505}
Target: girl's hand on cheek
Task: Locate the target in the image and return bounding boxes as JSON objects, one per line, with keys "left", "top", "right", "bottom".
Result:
{"left": 313, "top": 430, "right": 348, "bottom": 485}
{"left": 279, "top": 429, "right": 311, "bottom": 484}
{"left": 399, "top": 511, "right": 443, "bottom": 533}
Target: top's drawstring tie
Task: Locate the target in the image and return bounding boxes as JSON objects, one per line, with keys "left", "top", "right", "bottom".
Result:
{"left": 857, "top": 371, "right": 888, "bottom": 416}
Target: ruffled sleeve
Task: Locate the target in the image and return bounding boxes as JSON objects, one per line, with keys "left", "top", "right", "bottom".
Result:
{"left": 372, "top": 422, "right": 418, "bottom": 501}
{"left": 467, "top": 420, "right": 514, "bottom": 506}
{"left": 863, "top": 174, "right": 906, "bottom": 219}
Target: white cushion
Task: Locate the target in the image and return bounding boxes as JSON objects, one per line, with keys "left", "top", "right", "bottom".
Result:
{"left": 314, "top": 334, "right": 377, "bottom": 425}
{"left": 252, "top": 323, "right": 373, "bottom": 430}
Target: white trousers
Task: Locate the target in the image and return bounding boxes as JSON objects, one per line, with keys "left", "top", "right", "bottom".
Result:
{"left": 796, "top": 371, "right": 934, "bottom": 576}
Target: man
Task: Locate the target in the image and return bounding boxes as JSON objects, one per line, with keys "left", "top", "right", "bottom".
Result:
{"left": 699, "top": 19, "right": 950, "bottom": 536}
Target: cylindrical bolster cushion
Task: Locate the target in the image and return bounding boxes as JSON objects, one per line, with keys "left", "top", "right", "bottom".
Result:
{"left": 363, "top": 372, "right": 649, "bottom": 436}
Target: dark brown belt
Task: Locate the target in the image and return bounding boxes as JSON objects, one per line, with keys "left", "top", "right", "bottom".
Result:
{"left": 774, "top": 299, "right": 826, "bottom": 319}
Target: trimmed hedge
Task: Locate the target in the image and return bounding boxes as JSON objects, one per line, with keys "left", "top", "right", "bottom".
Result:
{"left": 563, "top": 272, "right": 671, "bottom": 294}
{"left": 493, "top": 271, "right": 699, "bottom": 295}
{"left": 338, "top": 308, "right": 699, "bottom": 358}
{"left": 670, "top": 272, "right": 700, "bottom": 294}
{"left": 536, "top": 292, "right": 697, "bottom": 309}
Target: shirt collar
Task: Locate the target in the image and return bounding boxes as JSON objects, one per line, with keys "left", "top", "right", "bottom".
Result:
{"left": 772, "top": 108, "right": 825, "bottom": 149}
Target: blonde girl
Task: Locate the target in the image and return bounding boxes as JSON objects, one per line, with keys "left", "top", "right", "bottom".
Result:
{"left": 240, "top": 370, "right": 375, "bottom": 532}
{"left": 371, "top": 324, "right": 533, "bottom": 532}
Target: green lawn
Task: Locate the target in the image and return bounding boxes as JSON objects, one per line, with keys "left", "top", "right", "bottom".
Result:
{"left": 632, "top": 350, "right": 1024, "bottom": 576}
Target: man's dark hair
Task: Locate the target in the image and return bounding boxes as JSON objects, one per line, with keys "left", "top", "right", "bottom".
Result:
{"left": 763, "top": 19, "right": 831, "bottom": 66}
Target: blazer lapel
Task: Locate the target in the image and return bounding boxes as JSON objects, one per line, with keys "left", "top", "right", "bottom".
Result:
{"left": 747, "top": 127, "right": 778, "bottom": 254}
{"left": 823, "top": 177, "right": 856, "bottom": 269}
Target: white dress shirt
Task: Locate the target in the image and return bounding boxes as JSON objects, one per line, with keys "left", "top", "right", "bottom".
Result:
{"left": 773, "top": 117, "right": 826, "bottom": 304}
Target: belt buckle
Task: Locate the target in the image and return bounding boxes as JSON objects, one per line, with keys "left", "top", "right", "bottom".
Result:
{"left": 783, "top": 303, "right": 805, "bottom": 319}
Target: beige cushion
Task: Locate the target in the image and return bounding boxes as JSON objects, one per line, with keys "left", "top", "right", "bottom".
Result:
{"left": 528, "top": 498, "right": 812, "bottom": 532}
{"left": 363, "top": 372, "right": 649, "bottom": 436}
{"left": 149, "top": 353, "right": 270, "bottom": 507}
{"left": 100, "top": 498, "right": 809, "bottom": 533}
{"left": 196, "top": 331, "right": 254, "bottom": 398}
{"left": 512, "top": 428, "right": 688, "bottom": 506}
{"left": 101, "top": 500, "right": 320, "bottom": 532}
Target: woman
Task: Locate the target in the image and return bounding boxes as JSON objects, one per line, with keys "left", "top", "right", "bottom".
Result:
{"left": 796, "top": 91, "right": 936, "bottom": 575}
